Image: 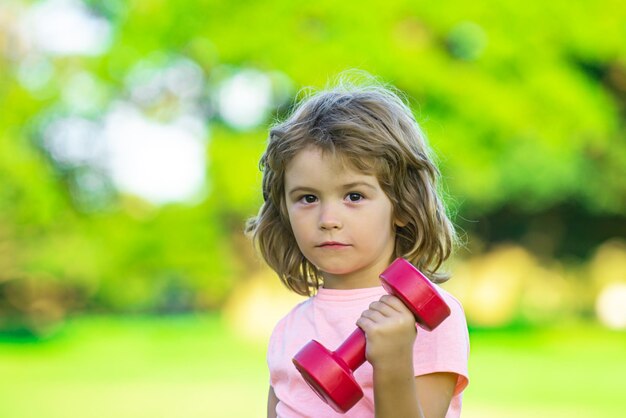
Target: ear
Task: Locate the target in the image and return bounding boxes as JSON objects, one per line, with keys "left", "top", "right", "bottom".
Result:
{"left": 394, "top": 215, "right": 408, "bottom": 228}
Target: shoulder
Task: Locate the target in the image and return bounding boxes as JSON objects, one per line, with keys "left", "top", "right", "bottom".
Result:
{"left": 414, "top": 284, "right": 469, "bottom": 356}
{"left": 430, "top": 285, "right": 469, "bottom": 343}
{"left": 267, "top": 296, "right": 317, "bottom": 376}
{"left": 268, "top": 297, "right": 314, "bottom": 344}
{"left": 437, "top": 286, "right": 466, "bottom": 321}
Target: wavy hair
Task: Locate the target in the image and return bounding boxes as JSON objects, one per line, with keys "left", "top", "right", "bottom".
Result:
{"left": 246, "top": 75, "right": 457, "bottom": 296}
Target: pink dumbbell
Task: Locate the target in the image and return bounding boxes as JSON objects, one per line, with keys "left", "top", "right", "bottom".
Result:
{"left": 292, "top": 258, "right": 451, "bottom": 413}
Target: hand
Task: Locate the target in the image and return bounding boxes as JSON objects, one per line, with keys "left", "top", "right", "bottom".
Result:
{"left": 356, "top": 294, "right": 417, "bottom": 369}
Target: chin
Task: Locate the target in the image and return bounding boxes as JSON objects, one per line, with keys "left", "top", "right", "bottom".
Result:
{"left": 315, "top": 262, "right": 361, "bottom": 276}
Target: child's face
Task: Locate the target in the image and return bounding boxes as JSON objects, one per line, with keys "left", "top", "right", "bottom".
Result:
{"left": 284, "top": 146, "right": 398, "bottom": 289}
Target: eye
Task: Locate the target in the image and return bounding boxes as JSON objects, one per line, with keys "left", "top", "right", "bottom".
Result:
{"left": 346, "top": 192, "right": 364, "bottom": 202}
{"left": 299, "top": 194, "right": 317, "bottom": 204}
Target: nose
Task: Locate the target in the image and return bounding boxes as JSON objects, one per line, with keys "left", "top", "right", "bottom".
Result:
{"left": 318, "top": 203, "right": 342, "bottom": 230}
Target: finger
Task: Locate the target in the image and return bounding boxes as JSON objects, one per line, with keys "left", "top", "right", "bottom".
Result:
{"left": 360, "top": 309, "right": 386, "bottom": 323}
{"left": 356, "top": 316, "right": 376, "bottom": 331}
{"left": 367, "top": 300, "right": 397, "bottom": 317}
{"left": 379, "top": 294, "right": 412, "bottom": 314}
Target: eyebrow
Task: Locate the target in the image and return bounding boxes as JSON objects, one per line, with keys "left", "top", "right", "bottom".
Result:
{"left": 287, "top": 181, "right": 377, "bottom": 197}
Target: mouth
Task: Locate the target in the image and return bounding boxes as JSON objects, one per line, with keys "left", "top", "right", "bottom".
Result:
{"left": 316, "top": 241, "right": 351, "bottom": 248}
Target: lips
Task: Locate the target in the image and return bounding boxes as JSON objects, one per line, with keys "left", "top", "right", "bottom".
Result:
{"left": 316, "top": 241, "right": 350, "bottom": 248}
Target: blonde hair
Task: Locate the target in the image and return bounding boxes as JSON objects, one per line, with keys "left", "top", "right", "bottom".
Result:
{"left": 246, "top": 75, "right": 457, "bottom": 296}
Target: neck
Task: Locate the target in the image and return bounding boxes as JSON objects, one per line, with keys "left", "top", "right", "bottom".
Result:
{"left": 321, "top": 270, "right": 383, "bottom": 290}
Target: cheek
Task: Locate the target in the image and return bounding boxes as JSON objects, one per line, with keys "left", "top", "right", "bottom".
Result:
{"left": 372, "top": 204, "right": 396, "bottom": 230}
{"left": 286, "top": 209, "right": 307, "bottom": 239}
{"left": 354, "top": 211, "right": 395, "bottom": 242}
{"left": 380, "top": 211, "right": 399, "bottom": 243}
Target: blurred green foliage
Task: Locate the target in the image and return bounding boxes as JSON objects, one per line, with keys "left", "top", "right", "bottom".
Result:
{"left": 0, "top": 0, "right": 625, "bottom": 333}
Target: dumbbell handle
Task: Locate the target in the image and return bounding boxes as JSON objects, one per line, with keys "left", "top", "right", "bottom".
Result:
{"left": 333, "top": 328, "right": 367, "bottom": 371}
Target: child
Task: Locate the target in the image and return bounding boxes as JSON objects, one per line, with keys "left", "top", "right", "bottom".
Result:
{"left": 246, "top": 75, "right": 469, "bottom": 418}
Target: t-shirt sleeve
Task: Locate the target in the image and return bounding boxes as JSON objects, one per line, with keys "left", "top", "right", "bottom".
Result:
{"left": 412, "top": 291, "right": 470, "bottom": 396}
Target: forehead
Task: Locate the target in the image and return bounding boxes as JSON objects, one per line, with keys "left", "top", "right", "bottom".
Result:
{"left": 286, "top": 146, "right": 376, "bottom": 178}
{"left": 283, "top": 147, "right": 386, "bottom": 199}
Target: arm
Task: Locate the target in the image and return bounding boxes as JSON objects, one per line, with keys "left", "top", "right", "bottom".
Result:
{"left": 415, "top": 372, "right": 457, "bottom": 417}
{"left": 267, "top": 386, "right": 278, "bottom": 418}
{"left": 356, "top": 295, "right": 457, "bottom": 418}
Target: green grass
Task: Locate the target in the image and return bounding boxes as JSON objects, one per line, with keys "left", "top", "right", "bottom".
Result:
{"left": 0, "top": 316, "right": 623, "bottom": 418}
{"left": 463, "top": 326, "right": 625, "bottom": 418}
{"left": 0, "top": 315, "right": 267, "bottom": 418}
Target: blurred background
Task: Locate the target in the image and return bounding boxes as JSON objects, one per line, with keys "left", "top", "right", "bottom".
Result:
{"left": 0, "top": 0, "right": 625, "bottom": 417}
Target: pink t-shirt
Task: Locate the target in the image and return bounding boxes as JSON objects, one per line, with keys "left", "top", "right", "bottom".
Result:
{"left": 267, "top": 285, "right": 469, "bottom": 418}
